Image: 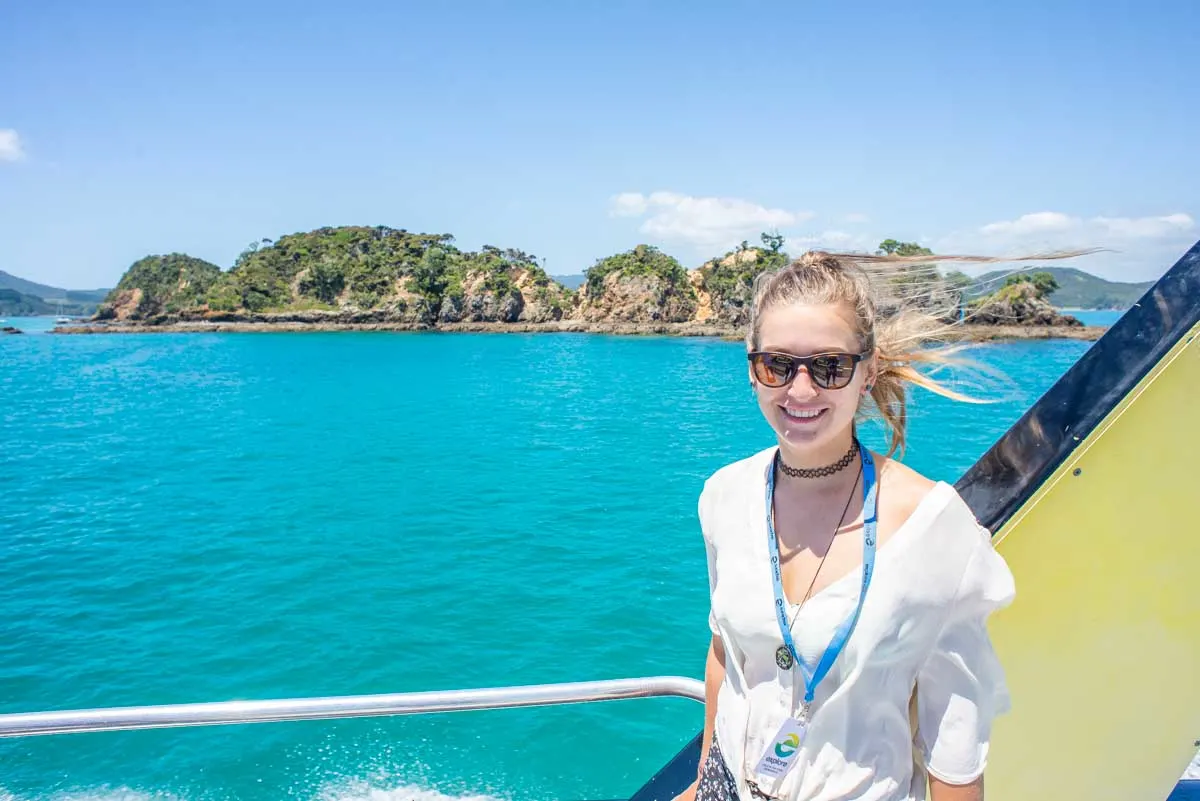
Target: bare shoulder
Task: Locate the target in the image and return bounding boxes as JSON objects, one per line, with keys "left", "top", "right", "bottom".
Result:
{"left": 873, "top": 453, "right": 939, "bottom": 535}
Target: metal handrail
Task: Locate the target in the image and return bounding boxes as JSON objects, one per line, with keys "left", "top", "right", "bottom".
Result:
{"left": 0, "top": 675, "right": 705, "bottom": 738}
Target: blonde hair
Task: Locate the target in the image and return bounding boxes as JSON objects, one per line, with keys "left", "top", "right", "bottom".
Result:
{"left": 746, "top": 248, "right": 1097, "bottom": 457}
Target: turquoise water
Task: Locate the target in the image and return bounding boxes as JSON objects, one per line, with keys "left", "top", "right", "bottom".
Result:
{"left": 0, "top": 316, "right": 59, "bottom": 334}
{"left": 1062, "top": 309, "right": 1126, "bottom": 327}
{"left": 0, "top": 317, "right": 1187, "bottom": 800}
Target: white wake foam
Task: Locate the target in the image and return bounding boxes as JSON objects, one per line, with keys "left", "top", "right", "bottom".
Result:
{"left": 6, "top": 757, "right": 1199, "bottom": 801}
{"left": 0, "top": 790, "right": 185, "bottom": 801}
{"left": 316, "top": 779, "right": 507, "bottom": 801}
{"left": 0, "top": 783, "right": 510, "bottom": 801}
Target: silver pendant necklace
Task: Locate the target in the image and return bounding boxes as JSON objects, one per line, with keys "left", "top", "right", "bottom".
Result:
{"left": 771, "top": 457, "right": 862, "bottom": 673}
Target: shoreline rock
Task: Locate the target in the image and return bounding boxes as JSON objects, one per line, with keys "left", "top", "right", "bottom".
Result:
{"left": 50, "top": 320, "right": 1109, "bottom": 342}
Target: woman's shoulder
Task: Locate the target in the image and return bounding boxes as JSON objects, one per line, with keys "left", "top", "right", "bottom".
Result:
{"left": 875, "top": 453, "right": 941, "bottom": 525}
{"left": 701, "top": 446, "right": 775, "bottom": 496}
{"left": 875, "top": 453, "right": 1014, "bottom": 604}
{"left": 874, "top": 453, "right": 993, "bottom": 557}
{"left": 696, "top": 446, "right": 775, "bottom": 534}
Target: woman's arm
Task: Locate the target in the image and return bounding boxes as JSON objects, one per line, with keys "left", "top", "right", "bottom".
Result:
{"left": 698, "top": 633, "right": 726, "bottom": 769}
{"left": 916, "top": 509, "right": 1014, "bottom": 801}
{"left": 673, "top": 633, "right": 727, "bottom": 801}
{"left": 929, "top": 775, "right": 984, "bottom": 801}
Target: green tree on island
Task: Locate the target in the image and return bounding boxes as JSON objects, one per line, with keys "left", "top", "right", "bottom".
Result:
{"left": 1005, "top": 271, "right": 1060, "bottom": 299}
{"left": 584, "top": 243, "right": 692, "bottom": 295}
{"left": 694, "top": 231, "right": 792, "bottom": 325}
{"left": 876, "top": 239, "right": 933, "bottom": 258}
{"left": 963, "top": 269, "right": 1079, "bottom": 328}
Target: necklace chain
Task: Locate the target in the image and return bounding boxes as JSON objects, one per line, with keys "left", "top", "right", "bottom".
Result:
{"left": 775, "top": 460, "right": 864, "bottom": 642}
{"left": 777, "top": 437, "right": 859, "bottom": 479}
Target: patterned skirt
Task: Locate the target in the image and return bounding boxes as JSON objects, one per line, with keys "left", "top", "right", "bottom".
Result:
{"left": 695, "top": 736, "right": 740, "bottom": 801}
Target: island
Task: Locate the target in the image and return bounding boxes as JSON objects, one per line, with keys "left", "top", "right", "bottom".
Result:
{"left": 47, "top": 227, "right": 1123, "bottom": 341}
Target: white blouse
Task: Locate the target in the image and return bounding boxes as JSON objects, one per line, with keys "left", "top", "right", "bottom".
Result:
{"left": 701, "top": 446, "right": 1015, "bottom": 801}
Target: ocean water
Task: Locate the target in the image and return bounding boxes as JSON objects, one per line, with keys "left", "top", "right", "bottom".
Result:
{"left": 1063, "top": 309, "right": 1126, "bottom": 327}
{"left": 1, "top": 314, "right": 1196, "bottom": 800}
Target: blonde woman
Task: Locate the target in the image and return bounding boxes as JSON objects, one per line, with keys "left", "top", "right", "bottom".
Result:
{"left": 685, "top": 253, "right": 1018, "bottom": 801}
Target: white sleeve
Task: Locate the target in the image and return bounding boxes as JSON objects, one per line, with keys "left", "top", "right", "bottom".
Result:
{"left": 699, "top": 481, "right": 720, "bottom": 635}
{"left": 916, "top": 524, "right": 1016, "bottom": 785}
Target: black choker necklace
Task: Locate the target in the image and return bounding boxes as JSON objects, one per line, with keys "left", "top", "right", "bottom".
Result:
{"left": 777, "top": 438, "right": 859, "bottom": 479}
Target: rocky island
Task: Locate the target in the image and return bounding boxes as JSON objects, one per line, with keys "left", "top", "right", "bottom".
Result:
{"left": 54, "top": 227, "right": 1106, "bottom": 341}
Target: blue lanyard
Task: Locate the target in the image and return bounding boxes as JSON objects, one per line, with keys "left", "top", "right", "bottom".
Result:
{"left": 766, "top": 441, "right": 878, "bottom": 707}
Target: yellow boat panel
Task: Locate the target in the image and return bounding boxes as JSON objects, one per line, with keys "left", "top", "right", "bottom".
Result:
{"left": 986, "top": 323, "right": 1200, "bottom": 801}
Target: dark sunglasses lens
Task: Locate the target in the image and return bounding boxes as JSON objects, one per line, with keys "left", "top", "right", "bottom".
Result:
{"left": 753, "top": 354, "right": 794, "bottom": 387}
{"left": 810, "top": 355, "right": 856, "bottom": 388}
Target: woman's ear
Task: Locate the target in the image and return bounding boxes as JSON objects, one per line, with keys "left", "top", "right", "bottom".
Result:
{"left": 863, "top": 351, "right": 879, "bottom": 394}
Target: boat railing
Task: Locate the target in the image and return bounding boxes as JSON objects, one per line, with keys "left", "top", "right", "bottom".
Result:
{"left": 3, "top": 678, "right": 1197, "bottom": 801}
{"left": 0, "top": 675, "right": 704, "bottom": 738}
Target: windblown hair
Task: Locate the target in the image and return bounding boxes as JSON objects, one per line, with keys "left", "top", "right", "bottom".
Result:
{"left": 745, "top": 248, "right": 1097, "bottom": 457}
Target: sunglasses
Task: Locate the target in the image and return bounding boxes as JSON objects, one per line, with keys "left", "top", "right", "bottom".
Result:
{"left": 747, "top": 350, "right": 867, "bottom": 390}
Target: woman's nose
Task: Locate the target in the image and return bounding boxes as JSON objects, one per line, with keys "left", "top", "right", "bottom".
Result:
{"left": 786, "top": 368, "right": 820, "bottom": 401}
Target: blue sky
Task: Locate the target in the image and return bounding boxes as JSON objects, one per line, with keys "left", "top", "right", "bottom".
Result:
{"left": 2, "top": 0, "right": 1197, "bottom": 288}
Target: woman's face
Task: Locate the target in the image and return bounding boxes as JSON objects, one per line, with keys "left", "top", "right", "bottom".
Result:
{"left": 749, "top": 301, "right": 875, "bottom": 458}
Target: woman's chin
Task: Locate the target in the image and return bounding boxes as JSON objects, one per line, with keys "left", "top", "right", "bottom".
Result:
{"left": 777, "top": 411, "right": 827, "bottom": 441}
{"left": 772, "top": 410, "right": 853, "bottom": 453}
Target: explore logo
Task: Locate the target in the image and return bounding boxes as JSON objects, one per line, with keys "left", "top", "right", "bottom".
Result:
{"left": 774, "top": 732, "right": 801, "bottom": 759}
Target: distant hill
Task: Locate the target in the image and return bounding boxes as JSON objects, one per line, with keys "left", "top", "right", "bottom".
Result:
{"left": 0, "top": 270, "right": 111, "bottom": 314}
{"left": 0, "top": 288, "right": 55, "bottom": 316}
{"left": 552, "top": 273, "right": 585, "bottom": 290}
{"left": 968, "top": 267, "right": 1153, "bottom": 310}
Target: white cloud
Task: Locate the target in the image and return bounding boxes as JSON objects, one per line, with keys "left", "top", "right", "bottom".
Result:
{"left": 937, "top": 209, "right": 1197, "bottom": 281}
{"left": 980, "top": 211, "right": 1077, "bottom": 236}
{"left": 978, "top": 210, "right": 1193, "bottom": 243}
{"left": 1092, "top": 213, "right": 1193, "bottom": 239}
{"left": 608, "top": 193, "right": 1197, "bottom": 280}
{"left": 609, "top": 191, "right": 812, "bottom": 253}
{"left": 0, "top": 129, "right": 25, "bottom": 162}
{"left": 786, "top": 230, "right": 872, "bottom": 253}
{"left": 610, "top": 192, "right": 648, "bottom": 217}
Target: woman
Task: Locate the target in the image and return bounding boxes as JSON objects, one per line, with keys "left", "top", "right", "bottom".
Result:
{"left": 683, "top": 252, "right": 1016, "bottom": 801}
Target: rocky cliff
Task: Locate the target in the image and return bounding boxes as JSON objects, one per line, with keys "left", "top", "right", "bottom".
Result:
{"left": 696, "top": 244, "right": 790, "bottom": 326}
{"left": 96, "top": 254, "right": 223, "bottom": 321}
{"left": 576, "top": 245, "right": 695, "bottom": 323}
{"left": 966, "top": 279, "right": 1083, "bottom": 327}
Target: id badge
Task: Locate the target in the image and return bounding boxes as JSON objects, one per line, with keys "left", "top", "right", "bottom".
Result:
{"left": 753, "top": 716, "right": 808, "bottom": 780}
